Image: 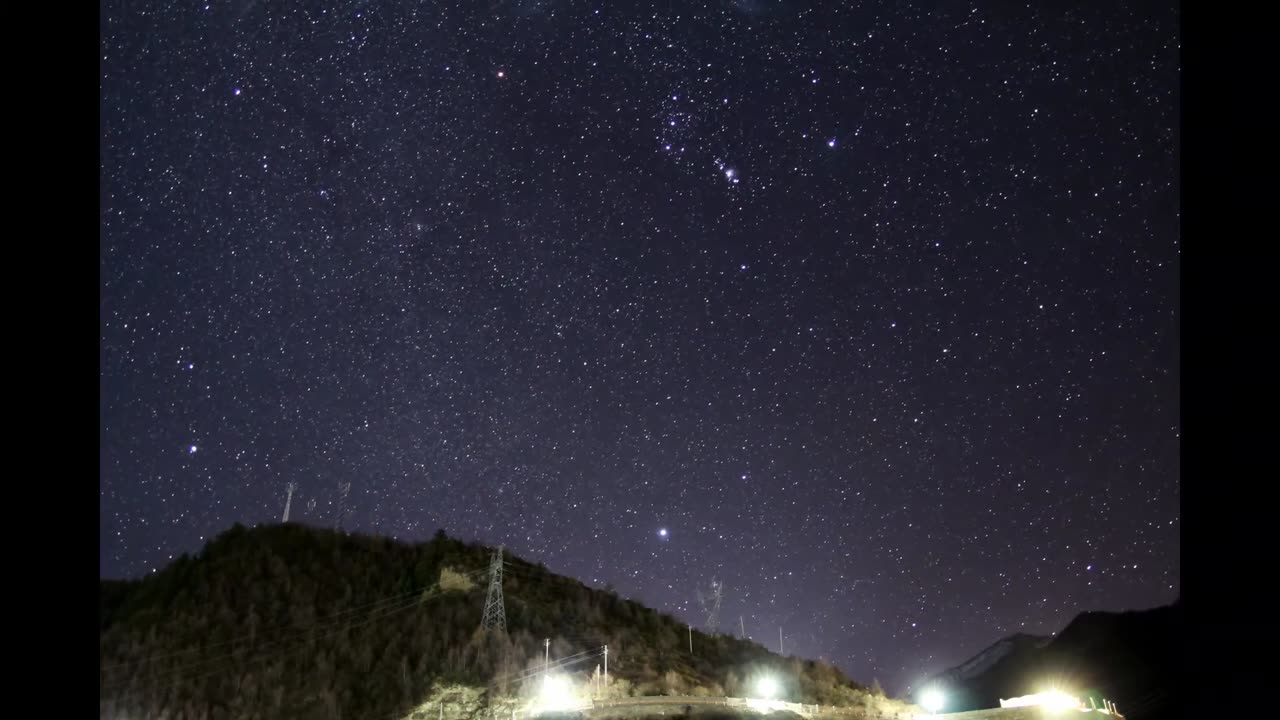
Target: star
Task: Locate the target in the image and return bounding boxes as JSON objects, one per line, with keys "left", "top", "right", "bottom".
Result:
{"left": 101, "top": 0, "right": 1181, "bottom": 696}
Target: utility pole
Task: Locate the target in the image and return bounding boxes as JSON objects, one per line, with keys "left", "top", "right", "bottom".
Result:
{"left": 282, "top": 481, "right": 297, "bottom": 522}
{"left": 688, "top": 624, "right": 693, "bottom": 653}
{"left": 740, "top": 616, "right": 745, "bottom": 638}
{"left": 779, "top": 627, "right": 784, "bottom": 655}
{"left": 603, "top": 645, "right": 608, "bottom": 689}
{"left": 481, "top": 546, "right": 507, "bottom": 633}
{"left": 544, "top": 638, "right": 550, "bottom": 677}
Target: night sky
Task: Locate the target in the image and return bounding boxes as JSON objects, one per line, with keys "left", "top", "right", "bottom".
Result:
{"left": 100, "top": 0, "right": 1180, "bottom": 695}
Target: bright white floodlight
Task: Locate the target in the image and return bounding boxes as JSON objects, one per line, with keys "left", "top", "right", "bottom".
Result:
{"left": 1042, "top": 689, "right": 1079, "bottom": 712}
{"left": 538, "top": 674, "right": 574, "bottom": 712}
{"left": 920, "top": 688, "right": 945, "bottom": 715}
{"left": 756, "top": 676, "right": 778, "bottom": 699}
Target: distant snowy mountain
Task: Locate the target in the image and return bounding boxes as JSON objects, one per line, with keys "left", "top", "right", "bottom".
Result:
{"left": 933, "top": 633, "right": 1050, "bottom": 683}
{"left": 927, "top": 603, "right": 1179, "bottom": 720}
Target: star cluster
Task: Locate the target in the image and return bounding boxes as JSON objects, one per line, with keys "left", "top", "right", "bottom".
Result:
{"left": 100, "top": 0, "right": 1179, "bottom": 694}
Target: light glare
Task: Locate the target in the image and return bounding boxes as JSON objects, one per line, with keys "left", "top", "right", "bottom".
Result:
{"left": 536, "top": 674, "right": 578, "bottom": 714}
{"left": 920, "top": 688, "right": 944, "bottom": 713}
{"left": 756, "top": 676, "right": 777, "bottom": 699}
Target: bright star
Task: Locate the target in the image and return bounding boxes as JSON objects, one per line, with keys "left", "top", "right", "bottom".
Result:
{"left": 189, "top": 445, "right": 198, "bottom": 454}
{"left": 658, "top": 528, "right": 668, "bottom": 537}
{"left": 828, "top": 139, "right": 836, "bottom": 147}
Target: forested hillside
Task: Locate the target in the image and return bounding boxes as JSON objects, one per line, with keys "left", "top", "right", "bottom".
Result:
{"left": 101, "top": 524, "right": 902, "bottom": 720}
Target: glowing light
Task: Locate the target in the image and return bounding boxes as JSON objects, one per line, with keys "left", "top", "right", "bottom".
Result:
{"left": 828, "top": 139, "right": 837, "bottom": 147}
{"left": 999, "top": 690, "right": 1082, "bottom": 712}
{"left": 189, "top": 445, "right": 198, "bottom": 454}
{"left": 658, "top": 528, "right": 668, "bottom": 537}
{"left": 1042, "top": 690, "right": 1080, "bottom": 712}
{"left": 724, "top": 168, "right": 735, "bottom": 179}
{"left": 920, "top": 689, "right": 945, "bottom": 714}
{"left": 756, "top": 676, "right": 778, "bottom": 699}
{"left": 536, "top": 674, "right": 579, "bottom": 714}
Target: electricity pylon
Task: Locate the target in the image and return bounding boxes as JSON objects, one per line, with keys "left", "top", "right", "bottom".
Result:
{"left": 697, "top": 579, "right": 724, "bottom": 634}
{"left": 481, "top": 546, "right": 507, "bottom": 633}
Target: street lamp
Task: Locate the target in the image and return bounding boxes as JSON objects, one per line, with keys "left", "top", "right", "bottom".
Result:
{"left": 920, "top": 688, "right": 945, "bottom": 717}
{"left": 1041, "top": 689, "right": 1079, "bottom": 713}
{"left": 538, "top": 675, "right": 574, "bottom": 713}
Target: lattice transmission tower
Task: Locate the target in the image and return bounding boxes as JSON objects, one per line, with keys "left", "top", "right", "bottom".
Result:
{"left": 697, "top": 578, "right": 724, "bottom": 634}
{"left": 481, "top": 546, "right": 507, "bottom": 633}
{"left": 333, "top": 481, "right": 352, "bottom": 531}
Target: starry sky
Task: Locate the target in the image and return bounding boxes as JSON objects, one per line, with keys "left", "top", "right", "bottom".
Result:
{"left": 100, "top": 0, "right": 1180, "bottom": 696}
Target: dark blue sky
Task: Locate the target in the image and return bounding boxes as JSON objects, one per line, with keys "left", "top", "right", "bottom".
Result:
{"left": 100, "top": 0, "right": 1179, "bottom": 695}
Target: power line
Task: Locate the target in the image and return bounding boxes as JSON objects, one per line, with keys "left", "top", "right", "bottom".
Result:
{"left": 371, "top": 650, "right": 604, "bottom": 720}
{"left": 495, "top": 647, "right": 605, "bottom": 686}
{"left": 103, "top": 590, "right": 426, "bottom": 695}
{"left": 102, "top": 567, "right": 488, "bottom": 671}
{"left": 102, "top": 570, "right": 487, "bottom": 695}
{"left": 103, "top": 591, "right": 432, "bottom": 705}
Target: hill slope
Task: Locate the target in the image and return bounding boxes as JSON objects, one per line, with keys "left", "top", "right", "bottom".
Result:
{"left": 930, "top": 634, "right": 1050, "bottom": 685}
{"left": 929, "top": 602, "right": 1180, "bottom": 720}
{"left": 100, "top": 523, "right": 909, "bottom": 720}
